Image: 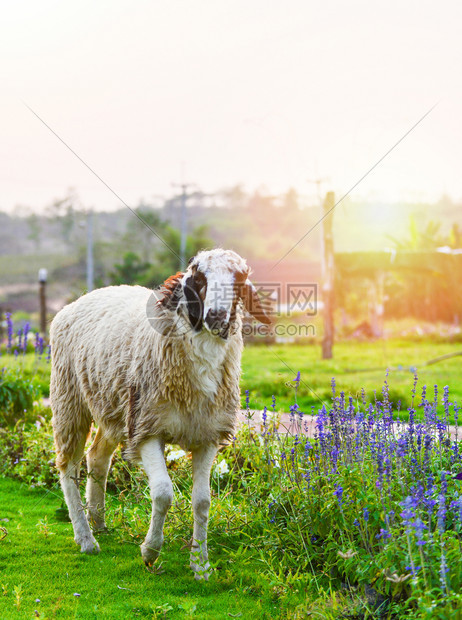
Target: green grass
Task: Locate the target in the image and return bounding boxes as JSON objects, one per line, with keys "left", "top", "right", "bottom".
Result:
{"left": 0, "top": 354, "right": 51, "bottom": 397}
{"left": 2, "top": 339, "right": 462, "bottom": 419}
{"left": 2, "top": 339, "right": 462, "bottom": 619}
{"left": 241, "top": 340, "right": 462, "bottom": 419}
{"left": 0, "top": 477, "right": 307, "bottom": 620}
{"left": 0, "top": 253, "right": 75, "bottom": 285}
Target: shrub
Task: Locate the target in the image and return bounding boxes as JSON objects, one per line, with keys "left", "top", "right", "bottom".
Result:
{"left": 0, "top": 368, "right": 40, "bottom": 427}
{"left": 1, "top": 375, "right": 462, "bottom": 617}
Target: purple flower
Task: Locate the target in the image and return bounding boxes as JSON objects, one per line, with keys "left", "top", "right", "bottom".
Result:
{"left": 363, "top": 507, "right": 369, "bottom": 522}
{"left": 437, "top": 472, "right": 448, "bottom": 533}
{"left": 437, "top": 494, "right": 447, "bottom": 534}
{"left": 6, "top": 313, "right": 13, "bottom": 352}
{"left": 440, "top": 549, "right": 449, "bottom": 591}
{"left": 443, "top": 386, "right": 450, "bottom": 419}
{"left": 23, "top": 322, "right": 30, "bottom": 353}
{"left": 334, "top": 484, "right": 343, "bottom": 507}
{"left": 331, "top": 377, "right": 336, "bottom": 397}
{"left": 400, "top": 496, "right": 418, "bottom": 531}
{"left": 34, "top": 334, "right": 44, "bottom": 358}
{"left": 262, "top": 406, "right": 267, "bottom": 426}
{"left": 17, "top": 328, "right": 23, "bottom": 351}
{"left": 405, "top": 565, "right": 421, "bottom": 576}
{"left": 411, "top": 518, "right": 427, "bottom": 545}
{"left": 450, "top": 496, "right": 462, "bottom": 523}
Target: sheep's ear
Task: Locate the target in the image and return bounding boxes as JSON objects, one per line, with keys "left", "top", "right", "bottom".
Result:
{"left": 159, "top": 272, "right": 184, "bottom": 309}
{"left": 240, "top": 280, "right": 272, "bottom": 325}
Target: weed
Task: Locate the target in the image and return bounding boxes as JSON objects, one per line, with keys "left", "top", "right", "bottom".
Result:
{"left": 36, "top": 515, "right": 54, "bottom": 538}
{"left": 13, "top": 584, "right": 22, "bottom": 611}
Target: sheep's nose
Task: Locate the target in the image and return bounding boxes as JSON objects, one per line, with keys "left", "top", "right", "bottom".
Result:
{"left": 205, "top": 308, "right": 227, "bottom": 327}
{"left": 205, "top": 308, "right": 229, "bottom": 337}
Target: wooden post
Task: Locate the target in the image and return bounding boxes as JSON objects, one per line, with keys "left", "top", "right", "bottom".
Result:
{"left": 370, "top": 270, "right": 385, "bottom": 338}
{"left": 322, "top": 192, "right": 335, "bottom": 359}
{"left": 38, "top": 268, "right": 48, "bottom": 337}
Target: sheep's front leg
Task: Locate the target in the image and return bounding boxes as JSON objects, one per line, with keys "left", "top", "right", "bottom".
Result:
{"left": 140, "top": 438, "right": 173, "bottom": 566}
{"left": 190, "top": 443, "right": 218, "bottom": 581}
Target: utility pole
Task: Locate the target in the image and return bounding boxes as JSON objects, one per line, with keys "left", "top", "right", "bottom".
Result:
{"left": 307, "top": 177, "right": 330, "bottom": 204}
{"left": 179, "top": 184, "right": 187, "bottom": 271}
{"left": 172, "top": 181, "right": 196, "bottom": 271}
{"left": 87, "top": 210, "right": 94, "bottom": 292}
{"left": 321, "top": 192, "right": 335, "bottom": 359}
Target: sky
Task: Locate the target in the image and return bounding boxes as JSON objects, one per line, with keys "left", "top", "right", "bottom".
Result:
{"left": 1, "top": 0, "right": 462, "bottom": 214}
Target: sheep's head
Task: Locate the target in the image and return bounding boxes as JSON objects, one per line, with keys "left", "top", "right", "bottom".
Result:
{"left": 158, "top": 249, "right": 271, "bottom": 339}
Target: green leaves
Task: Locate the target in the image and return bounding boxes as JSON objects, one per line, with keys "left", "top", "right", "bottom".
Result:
{"left": 0, "top": 369, "right": 40, "bottom": 427}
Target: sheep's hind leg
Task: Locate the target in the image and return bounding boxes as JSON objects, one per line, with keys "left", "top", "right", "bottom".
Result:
{"left": 58, "top": 436, "right": 100, "bottom": 554}
{"left": 190, "top": 443, "right": 218, "bottom": 581}
{"left": 86, "top": 427, "right": 118, "bottom": 531}
{"left": 140, "top": 438, "right": 173, "bottom": 566}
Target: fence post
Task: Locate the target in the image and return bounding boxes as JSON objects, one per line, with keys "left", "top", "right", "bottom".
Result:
{"left": 370, "top": 270, "right": 385, "bottom": 338}
{"left": 38, "top": 268, "right": 48, "bottom": 337}
{"left": 322, "top": 192, "right": 335, "bottom": 359}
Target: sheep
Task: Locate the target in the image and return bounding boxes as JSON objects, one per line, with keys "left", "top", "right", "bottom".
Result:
{"left": 50, "top": 248, "right": 271, "bottom": 580}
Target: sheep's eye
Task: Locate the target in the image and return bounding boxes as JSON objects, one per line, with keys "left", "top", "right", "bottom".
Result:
{"left": 194, "top": 271, "right": 207, "bottom": 287}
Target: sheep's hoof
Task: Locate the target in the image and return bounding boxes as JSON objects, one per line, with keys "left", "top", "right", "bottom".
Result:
{"left": 78, "top": 537, "right": 100, "bottom": 554}
{"left": 141, "top": 542, "right": 161, "bottom": 566}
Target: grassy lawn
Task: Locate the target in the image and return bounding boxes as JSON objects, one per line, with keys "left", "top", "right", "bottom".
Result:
{"left": 2, "top": 339, "right": 462, "bottom": 618}
{"left": 242, "top": 340, "right": 462, "bottom": 419}
{"left": 2, "top": 338, "right": 462, "bottom": 421}
{"left": 0, "top": 477, "right": 303, "bottom": 619}
{"left": 0, "top": 253, "right": 75, "bottom": 285}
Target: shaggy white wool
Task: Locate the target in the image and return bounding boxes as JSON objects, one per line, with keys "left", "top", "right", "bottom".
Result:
{"left": 50, "top": 249, "right": 266, "bottom": 580}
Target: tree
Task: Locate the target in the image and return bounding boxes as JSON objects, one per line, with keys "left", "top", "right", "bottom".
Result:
{"left": 108, "top": 209, "right": 213, "bottom": 288}
{"left": 124, "top": 205, "right": 168, "bottom": 263}
{"left": 27, "top": 213, "right": 42, "bottom": 251}
{"left": 110, "top": 252, "right": 151, "bottom": 285}
{"left": 388, "top": 215, "right": 445, "bottom": 251}
{"left": 143, "top": 224, "right": 213, "bottom": 287}
{"left": 47, "top": 188, "right": 82, "bottom": 248}
{"left": 283, "top": 187, "right": 299, "bottom": 213}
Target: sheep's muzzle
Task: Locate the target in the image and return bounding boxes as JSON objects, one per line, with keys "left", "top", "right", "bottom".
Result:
{"left": 204, "top": 308, "right": 229, "bottom": 339}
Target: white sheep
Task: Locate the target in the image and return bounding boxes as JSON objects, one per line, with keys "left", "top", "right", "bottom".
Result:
{"left": 50, "top": 249, "right": 271, "bottom": 580}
